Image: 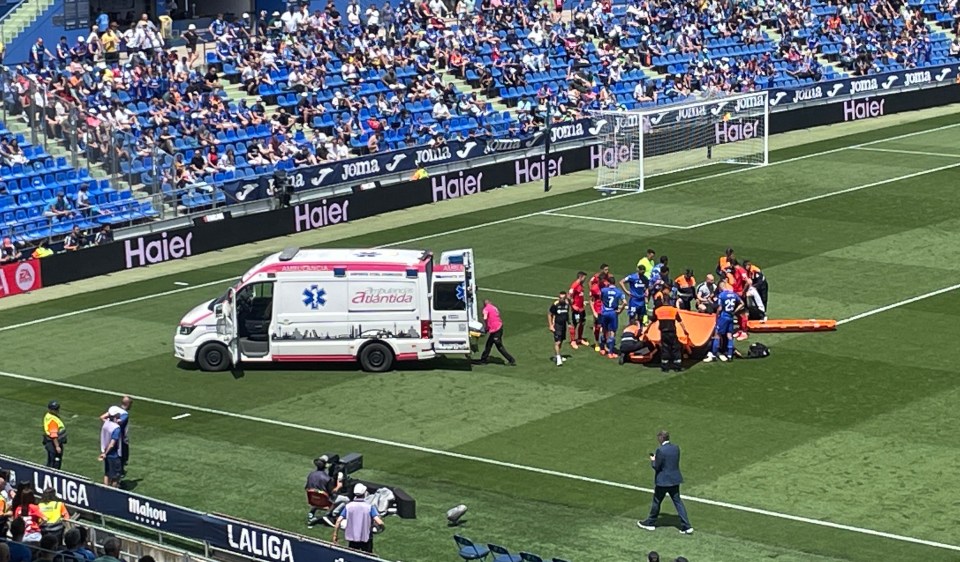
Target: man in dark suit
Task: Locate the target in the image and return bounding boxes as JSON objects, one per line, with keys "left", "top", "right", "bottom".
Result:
{"left": 637, "top": 430, "right": 693, "bottom": 534}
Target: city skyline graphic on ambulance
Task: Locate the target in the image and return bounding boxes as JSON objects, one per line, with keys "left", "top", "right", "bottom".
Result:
{"left": 302, "top": 285, "right": 327, "bottom": 309}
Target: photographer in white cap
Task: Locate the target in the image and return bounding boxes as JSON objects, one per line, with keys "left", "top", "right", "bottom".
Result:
{"left": 331, "top": 483, "right": 384, "bottom": 554}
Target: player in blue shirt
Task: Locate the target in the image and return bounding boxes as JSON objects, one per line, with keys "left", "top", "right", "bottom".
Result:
{"left": 599, "top": 278, "right": 626, "bottom": 358}
{"left": 619, "top": 265, "right": 649, "bottom": 325}
{"left": 648, "top": 255, "right": 669, "bottom": 289}
{"left": 706, "top": 282, "right": 743, "bottom": 362}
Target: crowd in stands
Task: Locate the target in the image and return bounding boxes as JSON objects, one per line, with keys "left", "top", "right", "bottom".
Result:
{"left": 0, "top": 473, "right": 148, "bottom": 562}
{"left": 0, "top": 0, "right": 959, "bottom": 242}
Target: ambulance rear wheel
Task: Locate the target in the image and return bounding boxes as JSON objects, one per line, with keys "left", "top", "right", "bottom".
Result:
{"left": 359, "top": 342, "right": 394, "bottom": 372}
{"left": 198, "top": 343, "right": 231, "bottom": 372}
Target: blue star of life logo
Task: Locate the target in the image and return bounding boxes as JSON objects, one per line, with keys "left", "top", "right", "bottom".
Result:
{"left": 302, "top": 285, "right": 327, "bottom": 309}
{"left": 456, "top": 283, "right": 467, "bottom": 302}
{"left": 354, "top": 251, "right": 381, "bottom": 257}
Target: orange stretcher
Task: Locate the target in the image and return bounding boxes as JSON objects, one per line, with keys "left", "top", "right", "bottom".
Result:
{"left": 626, "top": 310, "right": 718, "bottom": 364}
{"left": 746, "top": 319, "right": 837, "bottom": 333}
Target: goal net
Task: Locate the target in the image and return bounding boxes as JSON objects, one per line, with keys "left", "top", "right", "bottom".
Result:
{"left": 588, "top": 92, "right": 769, "bottom": 192}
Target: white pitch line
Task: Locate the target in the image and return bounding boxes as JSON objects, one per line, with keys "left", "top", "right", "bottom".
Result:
{"left": 837, "top": 282, "right": 960, "bottom": 325}
{"left": 685, "top": 161, "right": 960, "bottom": 229}
{"left": 850, "top": 146, "right": 960, "bottom": 159}
{"left": 0, "top": 368, "right": 955, "bottom": 552}
{"left": 171, "top": 413, "right": 191, "bottom": 420}
{"left": 541, "top": 212, "right": 686, "bottom": 229}
{"left": 1, "top": 122, "right": 958, "bottom": 334}
{"left": 483, "top": 287, "right": 554, "bottom": 300}
{"left": 173, "top": 282, "right": 190, "bottom": 287}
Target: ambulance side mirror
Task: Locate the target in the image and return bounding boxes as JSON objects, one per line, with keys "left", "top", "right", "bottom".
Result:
{"left": 214, "top": 304, "right": 224, "bottom": 317}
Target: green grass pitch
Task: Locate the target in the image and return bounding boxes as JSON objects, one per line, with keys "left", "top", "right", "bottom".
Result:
{"left": 2, "top": 113, "right": 960, "bottom": 562}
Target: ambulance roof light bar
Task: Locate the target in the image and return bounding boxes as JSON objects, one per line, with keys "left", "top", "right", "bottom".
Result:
{"left": 279, "top": 247, "right": 300, "bottom": 262}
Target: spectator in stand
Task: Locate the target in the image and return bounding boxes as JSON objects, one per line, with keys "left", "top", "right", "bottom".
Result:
{"left": 101, "top": 23, "right": 121, "bottom": 65}
{"left": 12, "top": 488, "right": 46, "bottom": 543}
{"left": 92, "top": 537, "right": 122, "bottom": 562}
{"left": 94, "top": 225, "right": 113, "bottom": 246}
{"left": 1, "top": 236, "right": 17, "bottom": 263}
{"left": 56, "top": 529, "right": 91, "bottom": 562}
{"left": 45, "top": 192, "right": 75, "bottom": 222}
{"left": 73, "top": 528, "right": 96, "bottom": 562}
{"left": 6, "top": 518, "right": 32, "bottom": 562}
{"left": 37, "top": 535, "right": 59, "bottom": 562}
{"left": 63, "top": 226, "right": 84, "bottom": 252}
{"left": 182, "top": 24, "right": 200, "bottom": 67}
{"left": 951, "top": 36, "right": 960, "bottom": 57}
{"left": 30, "top": 38, "right": 54, "bottom": 71}
{"left": 75, "top": 184, "right": 92, "bottom": 215}
{"left": 0, "top": 543, "right": 8, "bottom": 562}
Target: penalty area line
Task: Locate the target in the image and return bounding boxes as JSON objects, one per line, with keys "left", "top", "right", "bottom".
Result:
{"left": 540, "top": 212, "right": 686, "bottom": 229}
{"left": 0, "top": 368, "right": 956, "bottom": 553}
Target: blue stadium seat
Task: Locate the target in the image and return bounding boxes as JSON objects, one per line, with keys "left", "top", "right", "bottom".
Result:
{"left": 454, "top": 536, "right": 489, "bottom": 561}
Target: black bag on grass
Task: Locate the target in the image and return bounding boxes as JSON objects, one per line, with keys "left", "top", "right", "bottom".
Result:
{"left": 747, "top": 342, "right": 770, "bottom": 359}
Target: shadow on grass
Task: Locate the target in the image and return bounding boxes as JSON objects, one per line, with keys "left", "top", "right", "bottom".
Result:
{"left": 177, "top": 356, "right": 474, "bottom": 375}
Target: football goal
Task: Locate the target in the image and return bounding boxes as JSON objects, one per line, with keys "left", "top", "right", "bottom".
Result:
{"left": 587, "top": 92, "right": 769, "bottom": 192}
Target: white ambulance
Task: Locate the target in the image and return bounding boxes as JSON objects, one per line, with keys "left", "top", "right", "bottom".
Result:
{"left": 174, "top": 247, "right": 480, "bottom": 372}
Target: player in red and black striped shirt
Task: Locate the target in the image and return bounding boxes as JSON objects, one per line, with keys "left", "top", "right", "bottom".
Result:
{"left": 567, "top": 271, "right": 589, "bottom": 348}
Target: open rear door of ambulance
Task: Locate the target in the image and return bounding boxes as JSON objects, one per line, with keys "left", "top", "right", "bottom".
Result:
{"left": 431, "top": 249, "right": 477, "bottom": 354}
{"left": 440, "top": 249, "right": 480, "bottom": 330}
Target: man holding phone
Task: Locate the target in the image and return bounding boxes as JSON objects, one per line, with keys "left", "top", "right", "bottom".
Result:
{"left": 637, "top": 430, "right": 693, "bottom": 534}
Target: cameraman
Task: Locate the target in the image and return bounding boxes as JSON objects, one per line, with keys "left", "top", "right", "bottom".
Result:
{"left": 305, "top": 456, "right": 344, "bottom": 527}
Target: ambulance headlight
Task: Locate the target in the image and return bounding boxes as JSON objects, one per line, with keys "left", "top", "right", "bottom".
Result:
{"left": 178, "top": 325, "right": 197, "bottom": 336}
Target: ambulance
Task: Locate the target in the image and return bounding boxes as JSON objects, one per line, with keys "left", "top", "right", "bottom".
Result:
{"left": 174, "top": 247, "right": 480, "bottom": 372}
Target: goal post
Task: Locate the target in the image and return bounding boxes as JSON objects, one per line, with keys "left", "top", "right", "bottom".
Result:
{"left": 587, "top": 91, "right": 769, "bottom": 192}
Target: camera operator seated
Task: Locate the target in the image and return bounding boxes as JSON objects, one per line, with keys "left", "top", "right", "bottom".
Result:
{"left": 305, "top": 455, "right": 345, "bottom": 528}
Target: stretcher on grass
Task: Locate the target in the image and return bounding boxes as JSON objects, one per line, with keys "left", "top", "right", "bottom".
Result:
{"left": 625, "top": 313, "right": 837, "bottom": 364}
{"left": 746, "top": 319, "right": 837, "bottom": 332}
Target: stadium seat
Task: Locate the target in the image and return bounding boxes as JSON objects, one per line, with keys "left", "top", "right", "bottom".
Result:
{"left": 519, "top": 554, "right": 544, "bottom": 562}
{"left": 487, "top": 544, "right": 521, "bottom": 562}
{"left": 454, "top": 535, "right": 490, "bottom": 560}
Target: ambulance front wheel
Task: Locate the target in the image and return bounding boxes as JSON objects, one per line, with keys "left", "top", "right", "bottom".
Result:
{"left": 198, "top": 342, "right": 232, "bottom": 372}
{"left": 359, "top": 342, "right": 394, "bottom": 373}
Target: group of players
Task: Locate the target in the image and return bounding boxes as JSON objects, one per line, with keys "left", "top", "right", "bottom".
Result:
{"left": 546, "top": 248, "right": 769, "bottom": 369}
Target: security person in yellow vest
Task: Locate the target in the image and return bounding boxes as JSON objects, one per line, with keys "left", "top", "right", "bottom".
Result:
{"left": 43, "top": 401, "right": 66, "bottom": 469}
{"left": 37, "top": 487, "right": 70, "bottom": 541}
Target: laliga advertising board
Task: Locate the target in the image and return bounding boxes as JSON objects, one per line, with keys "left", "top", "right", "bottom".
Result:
{"left": 0, "top": 259, "right": 42, "bottom": 299}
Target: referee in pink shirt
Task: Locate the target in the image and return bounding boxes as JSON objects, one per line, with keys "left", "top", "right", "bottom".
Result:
{"left": 475, "top": 299, "right": 516, "bottom": 366}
